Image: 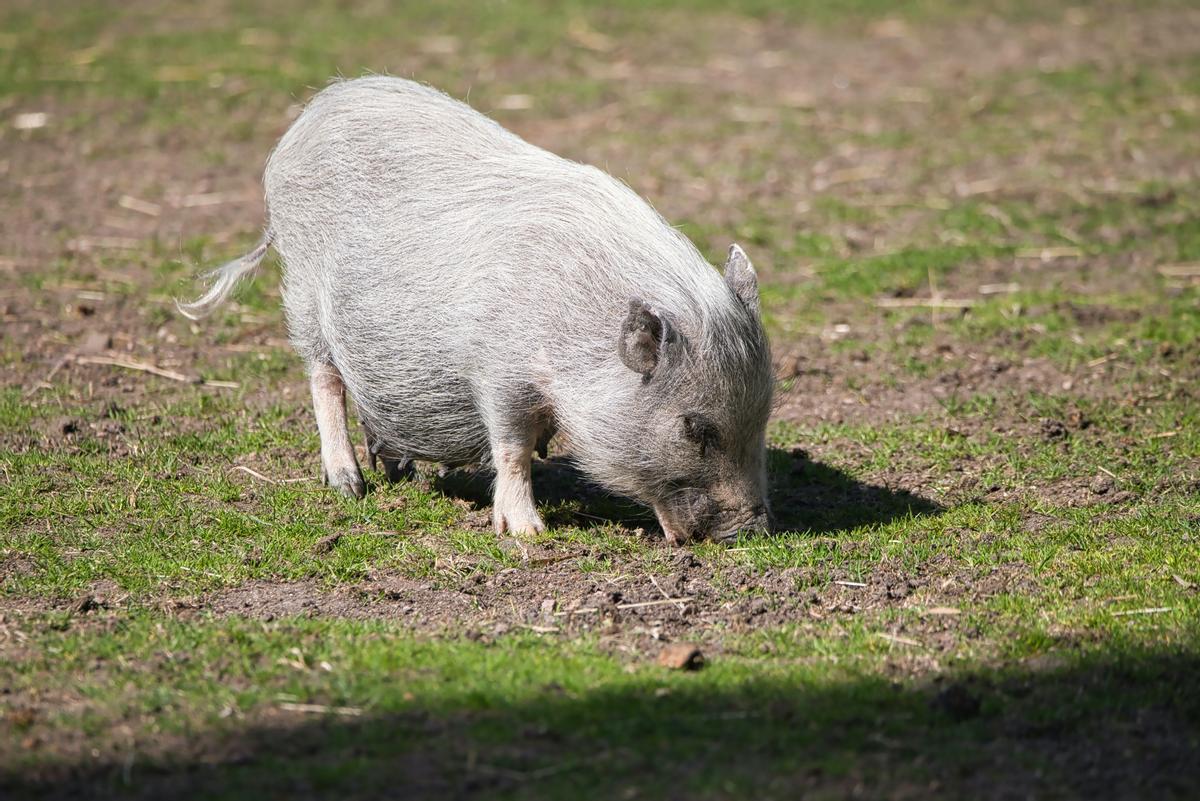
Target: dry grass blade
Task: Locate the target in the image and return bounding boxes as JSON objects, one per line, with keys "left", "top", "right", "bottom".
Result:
{"left": 118, "top": 194, "right": 161, "bottom": 216}
{"left": 875, "top": 297, "right": 976, "bottom": 309}
{"left": 1016, "top": 246, "right": 1083, "bottom": 261}
{"left": 179, "top": 191, "right": 237, "bottom": 207}
{"left": 554, "top": 596, "right": 694, "bottom": 617}
{"left": 75, "top": 355, "right": 239, "bottom": 388}
{"left": 527, "top": 553, "right": 582, "bottom": 567}
{"left": 877, "top": 632, "right": 923, "bottom": 647}
{"left": 278, "top": 702, "right": 363, "bottom": 716}
{"left": 1157, "top": 262, "right": 1200, "bottom": 277}
{"left": 650, "top": 574, "right": 687, "bottom": 610}
{"left": 23, "top": 353, "right": 74, "bottom": 396}
{"left": 817, "top": 165, "right": 886, "bottom": 188}
{"left": 1112, "top": 607, "right": 1173, "bottom": 617}
{"left": 924, "top": 606, "right": 961, "bottom": 616}
{"left": 76, "top": 355, "right": 193, "bottom": 382}
{"left": 67, "top": 236, "right": 141, "bottom": 252}
{"left": 617, "top": 597, "right": 693, "bottom": 611}
{"left": 230, "top": 465, "right": 278, "bottom": 484}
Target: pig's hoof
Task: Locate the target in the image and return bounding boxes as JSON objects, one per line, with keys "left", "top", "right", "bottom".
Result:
{"left": 494, "top": 509, "right": 546, "bottom": 536}
{"left": 322, "top": 466, "right": 366, "bottom": 500}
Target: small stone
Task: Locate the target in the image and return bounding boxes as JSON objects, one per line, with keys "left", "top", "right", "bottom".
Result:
{"left": 312, "top": 532, "right": 343, "bottom": 554}
{"left": 71, "top": 594, "right": 101, "bottom": 614}
{"left": 657, "top": 643, "right": 704, "bottom": 671}
{"left": 1039, "top": 418, "right": 1068, "bottom": 441}
{"left": 460, "top": 509, "right": 492, "bottom": 530}
{"left": 8, "top": 708, "right": 36, "bottom": 729}
{"left": 497, "top": 537, "right": 529, "bottom": 559}
{"left": 13, "top": 112, "right": 48, "bottom": 130}
{"left": 78, "top": 330, "right": 112, "bottom": 354}
{"left": 672, "top": 551, "right": 699, "bottom": 570}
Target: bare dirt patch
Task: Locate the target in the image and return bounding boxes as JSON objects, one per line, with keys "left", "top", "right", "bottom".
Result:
{"left": 193, "top": 546, "right": 1029, "bottom": 663}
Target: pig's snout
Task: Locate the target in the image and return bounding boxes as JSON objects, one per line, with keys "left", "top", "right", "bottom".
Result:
{"left": 655, "top": 489, "right": 770, "bottom": 545}
{"left": 711, "top": 507, "right": 771, "bottom": 543}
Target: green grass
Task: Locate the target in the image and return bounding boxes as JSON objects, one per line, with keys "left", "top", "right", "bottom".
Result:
{"left": 4, "top": 612, "right": 1198, "bottom": 799}
{"left": 4, "top": 383, "right": 1196, "bottom": 623}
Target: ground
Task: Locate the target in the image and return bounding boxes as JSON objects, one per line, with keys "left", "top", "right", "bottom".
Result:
{"left": 1, "top": 0, "right": 1199, "bottom": 798}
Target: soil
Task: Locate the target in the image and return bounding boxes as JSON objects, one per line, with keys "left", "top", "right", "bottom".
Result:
{"left": 38, "top": 543, "right": 1024, "bottom": 669}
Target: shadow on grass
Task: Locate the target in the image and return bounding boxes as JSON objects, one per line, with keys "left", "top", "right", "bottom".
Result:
{"left": 427, "top": 447, "right": 942, "bottom": 536}
{"left": 765, "top": 447, "right": 942, "bottom": 534}
{"left": 6, "top": 644, "right": 1198, "bottom": 800}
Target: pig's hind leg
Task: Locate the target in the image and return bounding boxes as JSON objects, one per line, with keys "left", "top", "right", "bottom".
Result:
{"left": 310, "top": 361, "right": 366, "bottom": 499}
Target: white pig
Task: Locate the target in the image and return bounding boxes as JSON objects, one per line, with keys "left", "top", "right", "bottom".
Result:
{"left": 181, "top": 77, "right": 773, "bottom": 543}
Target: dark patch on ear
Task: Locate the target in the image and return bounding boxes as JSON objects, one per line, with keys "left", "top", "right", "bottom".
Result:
{"left": 724, "top": 243, "right": 760, "bottom": 314}
{"left": 619, "top": 300, "right": 670, "bottom": 379}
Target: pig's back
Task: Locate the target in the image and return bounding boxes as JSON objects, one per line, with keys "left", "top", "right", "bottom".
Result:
{"left": 263, "top": 76, "right": 730, "bottom": 464}
{"left": 265, "top": 78, "right": 558, "bottom": 462}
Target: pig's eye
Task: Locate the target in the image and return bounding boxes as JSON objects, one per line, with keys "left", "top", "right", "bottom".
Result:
{"left": 681, "top": 414, "right": 720, "bottom": 457}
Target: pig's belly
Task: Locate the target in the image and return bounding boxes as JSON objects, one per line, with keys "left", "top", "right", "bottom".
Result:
{"left": 332, "top": 331, "right": 491, "bottom": 466}
{"left": 313, "top": 244, "right": 500, "bottom": 465}
{"left": 350, "top": 385, "right": 489, "bottom": 465}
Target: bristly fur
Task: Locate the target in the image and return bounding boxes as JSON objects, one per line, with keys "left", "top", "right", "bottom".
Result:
{"left": 183, "top": 76, "right": 774, "bottom": 534}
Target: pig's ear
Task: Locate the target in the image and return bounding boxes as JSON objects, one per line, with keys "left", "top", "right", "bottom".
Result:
{"left": 619, "top": 300, "right": 672, "bottom": 379}
{"left": 724, "top": 243, "right": 760, "bottom": 314}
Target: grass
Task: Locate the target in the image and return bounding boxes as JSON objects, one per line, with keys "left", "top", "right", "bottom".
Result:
{"left": 3, "top": 381, "right": 1195, "bottom": 597}
{"left": 2, "top": 0, "right": 1200, "bottom": 798}
{"left": 5, "top": 614, "right": 1198, "bottom": 798}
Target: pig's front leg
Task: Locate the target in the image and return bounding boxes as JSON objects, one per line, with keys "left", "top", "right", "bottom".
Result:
{"left": 490, "top": 429, "right": 545, "bottom": 536}
{"left": 310, "top": 361, "right": 366, "bottom": 499}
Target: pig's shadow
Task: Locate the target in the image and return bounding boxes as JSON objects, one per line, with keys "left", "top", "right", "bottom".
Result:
{"left": 426, "top": 447, "right": 941, "bottom": 537}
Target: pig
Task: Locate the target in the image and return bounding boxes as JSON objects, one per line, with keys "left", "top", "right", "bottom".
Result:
{"left": 180, "top": 76, "right": 774, "bottom": 543}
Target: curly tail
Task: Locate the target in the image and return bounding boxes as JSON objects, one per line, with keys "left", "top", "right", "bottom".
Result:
{"left": 176, "top": 231, "right": 274, "bottom": 320}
